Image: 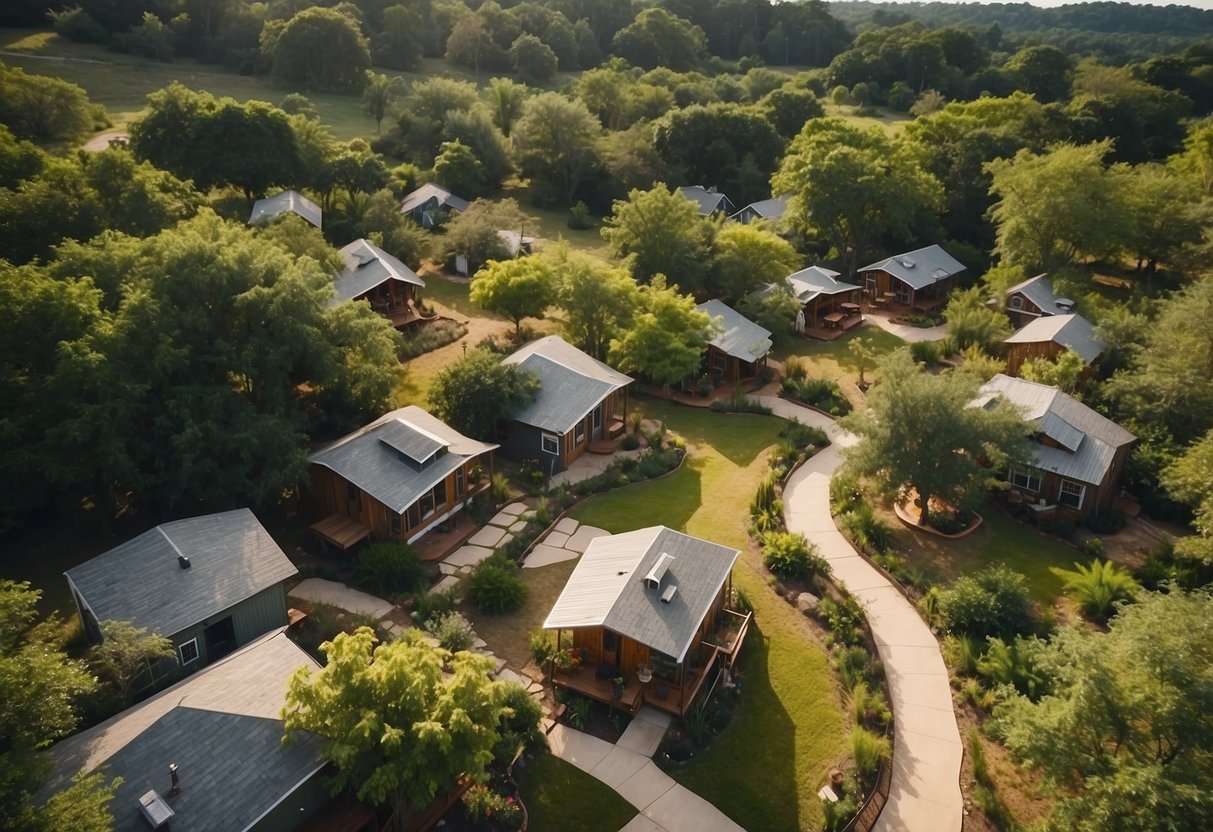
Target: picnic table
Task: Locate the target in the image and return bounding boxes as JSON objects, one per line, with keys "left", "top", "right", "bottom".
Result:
{"left": 823, "top": 312, "right": 845, "bottom": 327}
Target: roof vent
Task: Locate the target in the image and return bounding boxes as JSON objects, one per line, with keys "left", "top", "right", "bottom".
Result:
{"left": 168, "top": 763, "right": 180, "bottom": 795}
{"left": 661, "top": 585, "right": 678, "bottom": 604}
{"left": 900, "top": 258, "right": 916, "bottom": 268}
{"left": 1055, "top": 298, "right": 1075, "bottom": 311}
{"left": 138, "top": 790, "right": 175, "bottom": 830}
{"left": 643, "top": 553, "right": 674, "bottom": 590}
{"left": 178, "top": 555, "right": 190, "bottom": 569}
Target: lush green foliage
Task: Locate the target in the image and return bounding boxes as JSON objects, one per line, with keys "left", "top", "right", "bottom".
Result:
{"left": 469, "top": 254, "right": 557, "bottom": 338}
{"left": 936, "top": 565, "right": 1034, "bottom": 640}
{"left": 549, "top": 245, "right": 638, "bottom": 361}
{"left": 608, "top": 276, "right": 713, "bottom": 386}
{"left": 468, "top": 555, "right": 530, "bottom": 614}
{"left": 1162, "top": 429, "right": 1213, "bottom": 564}
{"left": 1050, "top": 560, "right": 1140, "bottom": 623}
{"left": 424, "top": 611, "right": 477, "bottom": 653}
{"left": 427, "top": 347, "right": 539, "bottom": 441}
{"left": 269, "top": 7, "right": 370, "bottom": 92}
{"left": 87, "top": 619, "right": 174, "bottom": 705}
{"left": 355, "top": 542, "right": 427, "bottom": 598}
{"left": 0, "top": 63, "right": 96, "bottom": 142}
{"left": 761, "top": 531, "right": 829, "bottom": 580}
{"left": 601, "top": 184, "right": 714, "bottom": 289}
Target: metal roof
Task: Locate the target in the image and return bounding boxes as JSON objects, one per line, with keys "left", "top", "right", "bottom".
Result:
{"left": 1005, "top": 273, "right": 1065, "bottom": 314}
{"left": 696, "top": 299, "right": 772, "bottom": 363}
{"left": 502, "top": 336, "right": 632, "bottom": 434}
{"left": 65, "top": 510, "right": 298, "bottom": 638}
{"left": 978, "top": 375, "right": 1136, "bottom": 486}
{"left": 784, "top": 265, "right": 860, "bottom": 304}
{"left": 333, "top": 238, "right": 425, "bottom": 304}
{"left": 544, "top": 527, "right": 740, "bottom": 663}
{"left": 45, "top": 631, "right": 324, "bottom": 831}
{"left": 310, "top": 406, "right": 498, "bottom": 514}
{"left": 1004, "top": 313, "right": 1105, "bottom": 363}
{"left": 860, "top": 244, "right": 966, "bottom": 290}
{"left": 400, "top": 182, "right": 470, "bottom": 214}
{"left": 678, "top": 185, "right": 734, "bottom": 216}
{"left": 728, "top": 195, "right": 788, "bottom": 223}
{"left": 247, "top": 189, "right": 322, "bottom": 229}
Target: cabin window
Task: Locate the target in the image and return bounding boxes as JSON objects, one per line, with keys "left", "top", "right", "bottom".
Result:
{"left": 865, "top": 274, "right": 877, "bottom": 293}
{"left": 1010, "top": 295, "right": 1023, "bottom": 310}
{"left": 390, "top": 514, "right": 401, "bottom": 536}
{"left": 541, "top": 433, "right": 559, "bottom": 455}
{"left": 455, "top": 466, "right": 465, "bottom": 498}
{"left": 1059, "top": 480, "right": 1086, "bottom": 510}
{"left": 650, "top": 650, "right": 679, "bottom": 683}
{"left": 1009, "top": 467, "right": 1042, "bottom": 493}
{"left": 178, "top": 639, "right": 199, "bottom": 666}
{"left": 575, "top": 422, "right": 586, "bottom": 447}
{"left": 713, "top": 351, "right": 728, "bottom": 373}
{"left": 346, "top": 482, "right": 361, "bottom": 508}
{"left": 592, "top": 406, "right": 602, "bottom": 431}
{"left": 420, "top": 491, "right": 436, "bottom": 519}
{"left": 896, "top": 283, "right": 912, "bottom": 305}
{"left": 407, "top": 503, "right": 421, "bottom": 529}
{"left": 433, "top": 479, "right": 447, "bottom": 508}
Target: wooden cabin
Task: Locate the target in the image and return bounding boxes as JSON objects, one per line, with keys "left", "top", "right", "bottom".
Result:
{"left": 728, "top": 195, "right": 788, "bottom": 226}
{"left": 306, "top": 406, "right": 498, "bottom": 551}
{"left": 678, "top": 185, "right": 735, "bottom": 216}
{"left": 248, "top": 189, "right": 322, "bottom": 229}
{"left": 400, "top": 183, "right": 468, "bottom": 228}
{"left": 1003, "top": 273, "right": 1077, "bottom": 328}
{"left": 544, "top": 527, "right": 752, "bottom": 717}
{"left": 784, "top": 265, "right": 864, "bottom": 338}
{"left": 334, "top": 238, "right": 426, "bottom": 328}
{"left": 498, "top": 336, "right": 632, "bottom": 474}
{"left": 858, "top": 244, "right": 965, "bottom": 311}
{"left": 1003, "top": 313, "right": 1105, "bottom": 377}
{"left": 696, "top": 299, "right": 772, "bottom": 386}
{"left": 976, "top": 375, "right": 1135, "bottom": 522}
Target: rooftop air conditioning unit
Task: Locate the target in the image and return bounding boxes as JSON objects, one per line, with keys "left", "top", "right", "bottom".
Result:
{"left": 661, "top": 585, "right": 678, "bottom": 604}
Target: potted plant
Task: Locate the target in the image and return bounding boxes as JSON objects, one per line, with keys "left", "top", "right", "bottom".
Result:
{"left": 637, "top": 665, "right": 652, "bottom": 684}
{"left": 611, "top": 675, "right": 625, "bottom": 700}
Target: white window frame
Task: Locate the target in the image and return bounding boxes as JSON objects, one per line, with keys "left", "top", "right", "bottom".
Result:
{"left": 1009, "top": 295, "right": 1023, "bottom": 310}
{"left": 178, "top": 638, "right": 199, "bottom": 666}
{"left": 896, "top": 282, "right": 912, "bottom": 305}
{"left": 1009, "top": 466, "right": 1042, "bottom": 493}
{"left": 575, "top": 422, "right": 586, "bottom": 447}
{"left": 541, "top": 432, "right": 559, "bottom": 455}
{"left": 1058, "top": 480, "right": 1086, "bottom": 510}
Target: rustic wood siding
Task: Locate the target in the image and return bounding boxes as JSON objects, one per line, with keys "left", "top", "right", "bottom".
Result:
{"left": 1005, "top": 340, "right": 1064, "bottom": 375}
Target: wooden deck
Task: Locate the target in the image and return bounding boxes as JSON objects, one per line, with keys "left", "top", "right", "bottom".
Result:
{"left": 804, "top": 313, "right": 864, "bottom": 341}
{"left": 310, "top": 513, "right": 371, "bottom": 551}
{"left": 551, "top": 664, "right": 644, "bottom": 713}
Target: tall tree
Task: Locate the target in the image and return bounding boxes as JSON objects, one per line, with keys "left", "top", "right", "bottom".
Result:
{"left": 992, "top": 589, "right": 1213, "bottom": 832}
{"left": 600, "top": 184, "right": 714, "bottom": 290}
{"left": 1162, "top": 430, "right": 1213, "bottom": 564}
{"left": 772, "top": 118, "right": 943, "bottom": 276}
{"left": 270, "top": 6, "right": 371, "bottom": 92}
{"left": 652, "top": 103, "right": 785, "bottom": 204}
{"left": 363, "top": 71, "right": 405, "bottom": 134}
{"left": 0, "top": 63, "right": 95, "bottom": 143}
{"left": 511, "top": 92, "right": 600, "bottom": 204}
{"left": 484, "top": 77, "right": 530, "bottom": 136}
{"left": 549, "top": 244, "right": 638, "bottom": 361}
{"left": 611, "top": 8, "right": 707, "bottom": 71}
{"left": 283, "top": 627, "right": 520, "bottom": 831}
{"left": 943, "top": 286, "right": 1011, "bottom": 352}
{"left": 509, "top": 33, "right": 558, "bottom": 85}
{"left": 438, "top": 198, "right": 533, "bottom": 276}
{"left": 841, "top": 350, "right": 1032, "bottom": 524}
{"left": 609, "top": 276, "right": 714, "bottom": 387}
{"left": 711, "top": 223, "right": 802, "bottom": 303}
{"left": 985, "top": 141, "right": 1131, "bottom": 273}
{"left": 87, "top": 620, "right": 174, "bottom": 706}
{"left": 427, "top": 348, "right": 539, "bottom": 440}
{"left": 1005, "top": 44, "right": 1073, "bottom": 104}
{"left": 469, "top": 254, "right": 557, "bottom": 339}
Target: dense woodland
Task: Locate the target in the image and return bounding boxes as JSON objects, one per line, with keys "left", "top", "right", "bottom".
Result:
{"left": 2, "top": 1, "right": 1213, "bottom": 830}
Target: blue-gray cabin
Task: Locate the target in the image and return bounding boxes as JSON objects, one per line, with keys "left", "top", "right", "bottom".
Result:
{"left": 400, "top": 182, "right": 469, "bottom": 228}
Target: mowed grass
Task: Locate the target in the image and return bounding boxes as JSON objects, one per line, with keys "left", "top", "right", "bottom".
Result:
{"left": 773, "top": 326, "right": 905, "bottom": 411}
{"left": 516, "top": 753, "right": 638, "bottom": 832}
{"left": 822, "top": 102, "right": 913, "bottom": 136}
{"left": 568, "top": 398, "right": 849, "bottom": 832}
{"left": 464, "top": 559, "right": 577, "bottom": 675}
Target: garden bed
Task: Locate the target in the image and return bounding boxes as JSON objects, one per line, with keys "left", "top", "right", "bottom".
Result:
{"left": 892, "top": 491, "right": 983, "bottom": 538}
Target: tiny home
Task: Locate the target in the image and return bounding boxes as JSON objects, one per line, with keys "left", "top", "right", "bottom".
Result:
{"left": 784, "top": 265, "right": 864, "bottom": 335}
{"left": 696, "top": 299, "right": 772, "bottom": 385}
{"left": 400, "top": 183, "right": 469, "bottom": 228}
{"left": 544, "top": 526, "right": 751, "bottom": 716}
{"left": 65, "top": 510, "right": 298, "bottom": 672}
{"left": 976, "top": 375, "right": 1136, "bottom": 521}
{"left": 858, "top": 244, "right": 965, "bottom": 311}
{"left": 1004, "top": 273, "right": 1074, "bottom": 328}
{"left": 44, "top": 631, "right": 330, "bottom": 832}
{"left": 678, "top": 185, "right": 735, "bottom": 216}
{"left": 1003, "top": 313, "right": 1105, "bottom": 376}
{"left": 729, "top": 195, "right": 788, "bottom": 225}
{"left": 307, "top": 406, "right": 498, "bottom": 551}
{"left": 248, "top": 189, "right": 322, "bottom": 229}
{"left": 499, "top": 336, "right": 632, "bottom": 474}
{"left": 334, "top": 238, "right": 426, "bottom": 328}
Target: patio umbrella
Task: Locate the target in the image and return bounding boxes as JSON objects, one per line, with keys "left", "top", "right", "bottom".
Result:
{"left": 794, "top": 308, "right": 805, "bottom": 333}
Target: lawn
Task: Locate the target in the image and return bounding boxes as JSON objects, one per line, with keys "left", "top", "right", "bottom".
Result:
{"left": 464, "top": 559, "right": 577, "bottom": 675}
{"left": 772, "top": 326, "right": 906, "bottom": 411}
{"left": 516, "top": 753, "right": 638, "bottom": 832}
{"left": 568, "top": 398, "right": 849, "bottom": 832}
{"left": 822, "top": 102, "right": 913, "bottom": 136}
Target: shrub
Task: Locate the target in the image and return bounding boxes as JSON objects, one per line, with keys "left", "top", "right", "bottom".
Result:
{"left": 781, "top": 376, "right": 851, "bottom": 416}
{"left": 830, "top": 470, "right": 863, "bottom": 515}
{"left": 783, "top": 355, "right": 808, "bottom": 380}
{"left": 424, "top": 611, "right": 476, "bottom": 652}
{"left": 927, "top": 508, "right": 973, "bottom": 535}
{"left": 849, "top": 681, "right": 891, "bottom": 728}
{"left": 839, "top": 504, "right": 895, "bottom": 552}
{"left": 567, "top": 200, "right": 593, "bottom": 229}
{"left": 909, "top": 340, "right": 940, "bottom": 366}
{"left": 494, "top": 681, "right": 546, "bottom": 763}
{"left": 562, "top": 693, "right": 591, "bottom": 729}
{"left": 1086, "top": 507, "right": 1127, "bottom": 534}
{"left": 1049, "top": 559, "right": 1139, "bottom": 623}
{"left": 490, "top": 471, "right": 511, "bottom": 502}
{"left": 819, "top": 596, "right": 867, "bottom": 648}
{"left": 49, "top": 6, "right": 108, "bottom": 43}
{"left": 468, "top": 556, "right": 529, "bottom": 613}
{"left": 355, "top": 542, "right": 426, "bottom": 597}
{"left": 761, "top": 531, "right": 829, "bottom": 580}
{"left": 782, "top": 420, "right": 829, "bottom": 450}
{"left": 398, "top": 319, "right": 468, "bottom": 360}
{"left": 411, "top": 587, "right": 458, "bottom": 625}
{"left": 942, "top": 633, "right": 981, "bottom": 676}
{"left": 751, "top": 471, "right": 778, "bottom": 518}
{"left": 822, "top": 791, "right": 859, "bottom": 832}
{"left": 975, "top": 636, "right": 1048, "bottom": 699}
{"left": 851, "top": 726, "right": 891, "bottom": 779}
{"left": 462, "top": 786, "right": 522, "bottom": 826}
{"left": 1039, "top": 515, "right": 1076, "bottom": 541}
{"left": 936, "top": 565, "right": 1033, "bottom": 639}
{"left": 621, "top": 433, "right": 641, "bottom": 450}
{"left": 1080, "top": 536, "right": 1105, "bottom": 557}
{"left": 833, "top": 645, "right": 873, "bottom": 689}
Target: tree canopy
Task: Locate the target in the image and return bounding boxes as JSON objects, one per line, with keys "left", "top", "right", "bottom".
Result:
{"left": 609, "top": 276, "right": 713, "bottom": 387}
{"left": 601, "top": 184, "right": 714, "bottom": 290}
{"left": 469, "top": 254, "right": 557, "bottom": 339}
{"left": 427, "top": 348, "right": 539, "bottom": 441}
{"left": 549, "top": 244, "right": 638, "bottom": 361}
{"left": 511, "top": 92, "right": 600, "bottom": 205}
{"left": 269, "top": 6, "right": 371, "bottom": 92}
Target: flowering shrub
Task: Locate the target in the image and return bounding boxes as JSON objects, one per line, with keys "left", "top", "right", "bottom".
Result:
{"left": 462, "top": 785, "right": 522, "bottom": 826}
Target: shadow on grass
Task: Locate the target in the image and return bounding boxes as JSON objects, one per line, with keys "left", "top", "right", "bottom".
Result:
{"left": 637, "top": 396, "right": 781, "bottom": 468}
{"left": 568, "top": 463, "right": 702, "bottom": 536}
{"left": 672, "top": 622, "right": 801, "bottom": 831}
{"left": 516, "top": 752, "right": 637, "bottom": 832}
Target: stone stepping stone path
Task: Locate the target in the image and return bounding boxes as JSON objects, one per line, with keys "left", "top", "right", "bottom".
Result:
{"left": 523, "top": 518, "right": 609, "bottom": 568}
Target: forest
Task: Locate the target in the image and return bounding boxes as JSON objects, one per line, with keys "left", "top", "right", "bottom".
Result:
{"left": 1, "top": 0, "right": 1213, "bottom": 830}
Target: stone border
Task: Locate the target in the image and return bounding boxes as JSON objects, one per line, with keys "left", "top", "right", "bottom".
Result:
{"left": 891, "top": 500, "right": 985, "bottom": 539}
{"left": 778, "top": 390, "right": 848, "bottom": 420}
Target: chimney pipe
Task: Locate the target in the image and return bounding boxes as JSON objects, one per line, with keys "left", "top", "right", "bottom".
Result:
{"left": 177, "top": 556, "right": 190, "bottom": 569}
{"left": 168, "top": 763, "right": 179, "bottom": 795}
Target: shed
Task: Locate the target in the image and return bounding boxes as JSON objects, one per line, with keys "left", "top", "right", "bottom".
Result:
{"left": 1003, "top": 313, "right": 1105, "bottom": 376}
{"left": 1004, "top": 274, "right": 1075, "bottom": 328}
{"left": 695, "top": 299, "right": 772, "bottom": 385}
{"left": 248, "top": 189, "right": 322, "bottom": 229}
{"left": 64, "top": 509, "right": 297, "bottom": 671}
{"left": 400, "top": 183, "right": 469, "bottom": 228}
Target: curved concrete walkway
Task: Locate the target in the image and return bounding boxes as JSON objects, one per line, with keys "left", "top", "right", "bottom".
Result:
{"left": 755, "top": 396, "right": 963, "bottom": 832}
{"left": 863, "top": 313, "right": 947, "bottom": 343}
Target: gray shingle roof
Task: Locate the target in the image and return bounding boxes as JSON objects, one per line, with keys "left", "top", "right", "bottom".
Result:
{"left": 977, "top": 375, "right": 1136, "bottom": 486}
{"left": 400, "top": 183, "right": 469, "bottom": 214}
{"left": 502, "top": 336, "right": 632, "bottom": 434}
{"left": 860, "top": 244, "right": 966, "bottom": 290}
{"left": 678, "top": 186, "right": 734, "bottom": 216}
{"left": 1004, "top": 313, "right": 1105, "bottom": 363}
{"left": 544, "top": 527, "right": 739, "bottom": 662}
{"left": 728, "top": 195, "right": 788, "bottom": 223}
{"left": 784, "top": 265, "right": 861, "bottom": 304}
{"left": 248, "top": 190, "right": 322, "bottom": 229}
{"left": 310, "top": 406, "right": 498, "bottom": 514}
{"left": 65, "top": 510, "right": 297, "bottom": 638}
{"left": 696, "top": 299, "right": 772, "bottom": 363}
{"left": 1006, "top": 273, "right": 1067, "bottom": 314}
{"left": 333, "top": 238, "right": 424, "bottom": 304}
{"left": 45, "top": 632, "right": 324, "bottom": 831}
